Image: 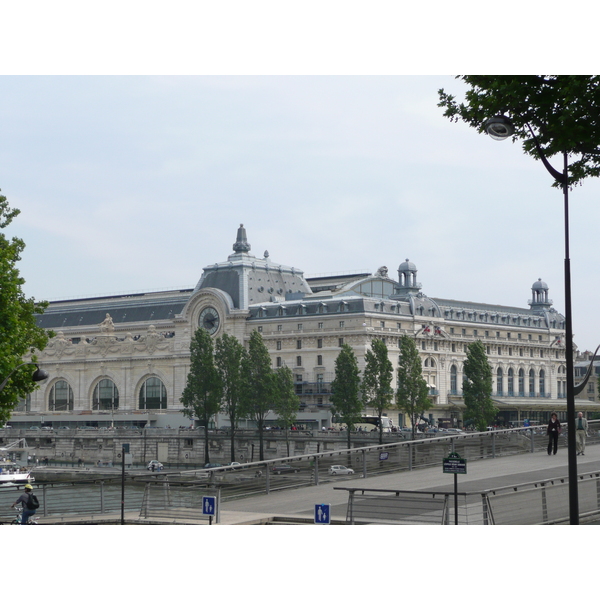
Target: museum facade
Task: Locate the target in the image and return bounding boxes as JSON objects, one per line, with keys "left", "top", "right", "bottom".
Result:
{"left": 11, "top": 224, "right": 600, "bottom": 431}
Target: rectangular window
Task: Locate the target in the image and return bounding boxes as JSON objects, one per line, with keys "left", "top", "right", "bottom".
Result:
{"left": 450, "top": 327, "right": 454, "bottom": 334}
{"left": 452, "top": 343, "right": 456, "bottom": 353}
{"left": 507, "top": 332, "right": 511, "bottom": 339}
{"left": 296, "top": 356, "right": 302, "bottom": 367}
{"left": 496, "top": 331, "right": 500, "bottom": 338}
{"left": 277, "top": 325, "right": 283, "bottom": 332}
{"left": 297, "top": 340, "right": 302, "bottom": 349}
{"left": 339, "top": 321, "right": 345, "bottom": 328}
{"left": 397, "top": 323, "right": 402, "bottom": 330}
{"left": 338, "top": 338, "right": 344, "bottom": 347}
{"left": 473, "top": 330, "right": 478, "bottom": 337}
{"left": 318, "top": 322, "right": 323, "bottom": 329}
{"left": 257, "top": 326, "right": 263, "bottom": 333}
{"left": 540, "top": 349, "right": 544, "bottom": 358}
{"left": 380, "top": 321, "right": 385, "bottom": 328}
{"left": 317, "top": 355, "right": 323, "bottom": 366}
{"left": 422, "top": 341, "right": 426, "bottom": 350}
{"left": 485, "top": 331, "right": 489, "bottom": 337}
{"left": 498, "top": 347, "right": 502, "bottom": 355}
{"left": 317, "top": 338, "right": 323, "bottom": 348}
{"left": 298, "top": 324, "right": 303, "bottom": 331}
{"left": 462, "top": 328, "right": 466, "bottom": 335}
{"left": 276, "top": 341, "right": 282, "bottom": 351}
{"left": 509, "top": 348, "right": 513, "bottom": 356}
{"left": 276, "top": 357, "right": 282, "bottom": 367}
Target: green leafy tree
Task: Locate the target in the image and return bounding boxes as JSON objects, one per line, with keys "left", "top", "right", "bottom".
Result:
{"left": 331, "top": 344, "right": 363, "bottom": 449}
{"left": 0, "top": 192, "right": 52, "bottom": 426}
{"left": 181, "top": 328, "right": 222, "bottom": 464}
{"left": 361, "top": 338, "right": 394, "bottom": 444}
{"left": 438, "top": 76, "right": 600, "bottom": 187}
{"left": 214, "top": 333, "right": 247, "bottom": 463}
{"left": 273, "top": 364, "right": 299, "bottom": 457}
{"left": 241, "top": 330, "right": 276, "bottom": 461}
{"left": 396, "top": 336, "right": 430, "bottom": 440}
{"left": 462, "top": 340, "right": 497, "bottom": 431}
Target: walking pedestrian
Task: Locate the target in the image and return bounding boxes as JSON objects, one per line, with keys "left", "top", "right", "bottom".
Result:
{"left": 547, "top": 412, "right": 561, "bottom": 455}
{"left": 576, "top": 412, "right": 589, "bottom": 456}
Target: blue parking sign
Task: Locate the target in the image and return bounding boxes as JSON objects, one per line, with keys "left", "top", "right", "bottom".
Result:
{"left": 202, "top": 496, "right": 216, "bottom": 515}
{"left": 314, "top": 504, "right": 331, "bottom": 524}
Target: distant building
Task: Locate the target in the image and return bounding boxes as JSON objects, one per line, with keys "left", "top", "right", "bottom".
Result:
{"left": 12, "top": 224, "right": 600, "bottom": 430}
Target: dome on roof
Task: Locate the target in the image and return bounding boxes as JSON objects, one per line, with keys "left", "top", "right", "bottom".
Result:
{"left": 532, "top": 278, "right": 549, "bottom": 290}
{"left": 398, "top": 258, "right": 417, "bottom": 273}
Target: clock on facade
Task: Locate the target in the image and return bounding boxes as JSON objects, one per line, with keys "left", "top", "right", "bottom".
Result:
{"left": 198, "top": 306, "right": 220, "bottom": 335}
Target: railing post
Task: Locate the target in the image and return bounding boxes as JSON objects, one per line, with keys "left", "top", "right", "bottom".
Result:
{"left": 481, "top": 494, "right": 489, "bottom": 525}
{"left": 348, "top": 490, "right": 355, "bottom": 524}
{"left": 408, "top": 442, "right": 413, "bottom": 471}
{"left": 314, "top": 456, "right": 319, "bottom": 486}
{"left": 362, "top": 450, "right": 367, "bottom": 478}
{"left": 265, "top": 463, "right": 270, "bottom": 495}
{"left": 491, "top": 432, "right": 496, "bottom": 459}
{"left": 530, "top": 428, "right": 535, "bottom": 453}
{"left": 541, "top": 482, "right": 548, "bottom": 523}
{"left": 42, "top": 484, "right": 47, "bottom": 517}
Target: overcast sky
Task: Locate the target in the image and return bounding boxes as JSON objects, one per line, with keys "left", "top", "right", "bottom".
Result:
{"left": 3, "top": 74, "right": 600, "bottom": 351}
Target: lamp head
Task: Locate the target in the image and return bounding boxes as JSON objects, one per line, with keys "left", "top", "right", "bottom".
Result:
{"left": 32, "top": 366, "right": 49, "bottom": 383}
{"left": 483, "top": 115, "right": 514, "bottom": 141}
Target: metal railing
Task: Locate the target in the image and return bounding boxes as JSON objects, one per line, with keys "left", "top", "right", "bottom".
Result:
{"left": 336, "top": 470, "right": 600, "bottom": 525}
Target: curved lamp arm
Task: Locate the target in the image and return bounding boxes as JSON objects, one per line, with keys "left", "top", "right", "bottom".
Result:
{"left": 0, "top": 363, "right": 49, "bottom": 393}
{"left": 573, "top": 345, "right": 600, "bottom": 396}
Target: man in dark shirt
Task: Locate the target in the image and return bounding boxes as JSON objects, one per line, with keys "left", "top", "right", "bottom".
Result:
{"left": 11, "top": 483, "right": 36, "bottom": 524}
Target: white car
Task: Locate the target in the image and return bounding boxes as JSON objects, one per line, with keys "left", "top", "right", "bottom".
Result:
{"left": 147, "top": 460, "right": 163, "bottom": 471}
{"left": 329, "top": 465, "right": 355, "bottom": 476}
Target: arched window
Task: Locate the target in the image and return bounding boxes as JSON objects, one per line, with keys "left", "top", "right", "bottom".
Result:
{"left": 518, "top": 369, "right": 525, "bottom": 396}
{"left": 139, "top": 377, "right": 167, "bottom": 410}
{"left": 93, "top": 379, "right": 119, "bottom": 410}
{"left": 49, "top": 380, "right": 74, "bottom": 411}
{"left": 529, "top": 369, "right": 535, "bottom": 397}
{"left": 497, "top": 368, "right": 503, "bottom": 395}
{"left": 450, "top": 365, "right": 457, "bottom": 394}
{"left": 539, "top": 370, "right": 546, "bottom": 397}
{"left": 508, "top": 368, "right": 514, "bottom": 396}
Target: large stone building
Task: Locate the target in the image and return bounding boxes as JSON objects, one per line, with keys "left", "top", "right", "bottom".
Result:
{"left": 11, "top": 224, "right": 600, "bottom": 431}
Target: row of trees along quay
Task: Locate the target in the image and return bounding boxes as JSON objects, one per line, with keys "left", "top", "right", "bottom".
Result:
{"left": 182, "top": 327, "right": 499, "bottom": 463}
{"left": 332, "top": 337, "right": 497, "bottom": 448}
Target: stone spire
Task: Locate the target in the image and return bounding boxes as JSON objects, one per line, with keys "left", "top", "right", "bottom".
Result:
{"left": 232, "top": 223, "right": 251, "bottom": 253}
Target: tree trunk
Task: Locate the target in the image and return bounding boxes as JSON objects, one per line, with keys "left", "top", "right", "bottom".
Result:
{"left": 229, "top": 427, "right": 236, "bottom": 463}
{"left": 204, "top": 426, "right": 210, "bottom": 464}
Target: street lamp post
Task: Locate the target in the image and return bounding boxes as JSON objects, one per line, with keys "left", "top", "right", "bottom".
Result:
{"left": 483, "top": 115, "right": 592, "bottom": 524}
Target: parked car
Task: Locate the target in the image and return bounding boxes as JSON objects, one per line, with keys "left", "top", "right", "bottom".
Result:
{"left": 329, "top": 465, "right": 355, "bottom": 476}
{"left": 204, "top": 463, "right": 223, "bottom": 469}
{"left": 147, "top": 460, "right": 163, "bottom": 471}
{"left": 58, "top": 426, "right": 70, "bottom": 430}
{"left": 29, "top": 426, "right": 40, "bottom": 430}
{"left": 271, "top": 464, "right": 299, "bottom": 474}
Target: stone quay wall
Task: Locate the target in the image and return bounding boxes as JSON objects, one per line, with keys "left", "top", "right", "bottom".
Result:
{"left": 0, "top": 428, "right": 376, "bottom": 467}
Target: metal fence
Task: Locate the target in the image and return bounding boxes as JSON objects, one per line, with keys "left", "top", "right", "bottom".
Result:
{"left": 336, "top": 470, "right": 600, "bottom": 525}
{"left": 2, "top": 422, "right": 599, "bottom": 523}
